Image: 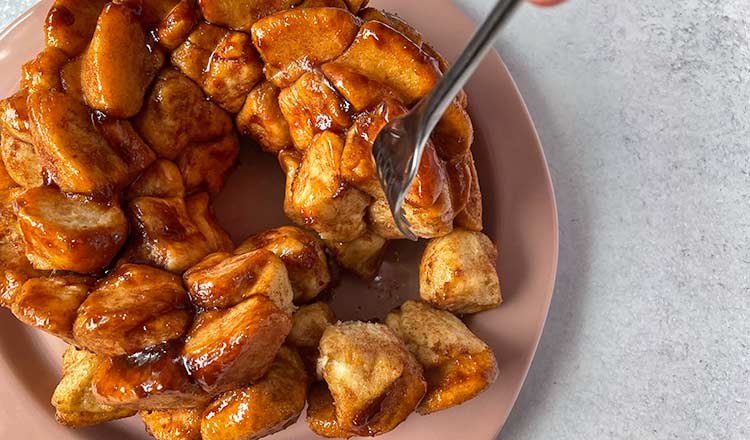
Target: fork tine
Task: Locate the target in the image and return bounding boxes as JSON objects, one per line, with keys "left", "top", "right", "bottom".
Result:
{"left": 374, "top": 141, "right": 419, "bottom": 241}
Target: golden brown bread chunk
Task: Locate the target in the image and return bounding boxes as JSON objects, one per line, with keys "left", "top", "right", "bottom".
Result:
{"left": 14, "top": 187, "right": 128, "bottom": 273}
{"left": 287, "top": 302, "right": 335, "bottom": 348}
{"left": 367, "top": 167, "right": 455, "bottom": 240}
{"left": 0, "top": 131, "right": 43, "bottom": 188}
{"left": 176, "top": 134, "right": 240, "bottom": 193}
{"left": 27, "top": 90, "right": 130, "bottom": 195}
{"left": 288, "top": 302, "right": 336, "bottom": 376}
{"left": 0, "top": 148, "right": 15, "bottom": 189}
{"left": 341, "top": 99, "right": 405, "bottom": 198}
{"left": 74, "top": 264, "right": 193, "bottom": 356}
{"left": 454, "top": 158, "right": 483, "bottom": 231}
{"left": 183, "top": 295, "right": 292, "bottom": 395}
{"left": 420, "top": 229, "right": 501, "bottom": 314}
{"left": 341, "top": 98, "right": 451, "bottom": 216}
{"left": 306, "top": 382, "right": 354, "bottom": 439}
{"left": 204, "top": 32, "right": 263, "bottom": 113}
{"left": 144, "top": 409, "right": 204, "bottom": 440}
{"left": 21, "top": 48, "right": 68, "bottom": 93}
{"left": 444, "top": 153, "right": 473, "bottom": 216}
{"left": 0, "top": 188, "right": 41, "bottom": 308}
{"left": 92, "top": 342, "right": 211, "bottom": 410}
{"left": 289, "top": 132, "right": 369, "bottom": 242}
{"left": 325, "top": 19, "right": 474, "bottom": 155}
{"left": 343, "top": 0, "right": 369, "bottom": 13}
{"left": 59, "top": 56, "right": 84, "bottom": 101}
{"left": 325, "top": 230, "right": 387, "bottom": 280}
{"left": 131, "top": 0, "right": 182, "bottom": 25}
{"left": 297, "top": 0, "right": 347, "bottom": 7}
{"left": 171, "top": 22, "right": 226, "bottom": 83}
{"left": 358, "top": 7, "right": 424, "bottom": 47}
{"left": 172, "top": 23, "right": 264, "bottom": 113}
{"left": 386, "top": 300, "right": 499, "bottom": 414}
{"left": 184, "top": 249, "right": 294, "bottom": 313}
{"left": 431, "top": 101, "right": 474, "bottom": 161}
{"left": 185, "top": 192, "right": 235, "bottom": 252}
{"left": 324, "top": 21, "right": 441, "bottom": 106}
{"left": 198, "top": 0, "right": 300, "bottom": 33}
{"left": 366, "top": 197, "right": 403, "bottom": 240}
{"left": 141, "top": 408, "right": 203, "bottom": 440}
{"left": 128, "top": 196, "right": 232, "bottom": 273}
{"left": 236, "top": 81, "right": 293, "bottom": 154}
{"left": 321, "top": 62, "right": 404, "bottom": 113}
{"left": 97, "top": 119, "right": 158, "bottom": 182}
{"left": 287, "top": 301, "right": 334, "bottom": 376}
{"left": 278, "top": 149, "right": 304, "bottom": 225}
{"left": 157, "top": 0, "right": 200, "bottom": 50}
{"left": 44, "top": 0, "right": 108, "bottom": 56}
{"left": 201, "top": 346, "right": 308, "bottom": 440}
{"left": 251, "top": 7, "right": 360, "bottom": 87}
{"left": 278, "top": 70, "right": 353, "bottom": 151}
{"left": 0, "top": 91, "right": 33, "bottom": 144}
{"left": 318, "top": 322, "right": 426, "bottom": 436}
{"left": 10, "top": 275, "right": 93, "bottom": 344}
{"left": 51, "top": 347, "right": 137, "bottom": 428}
{"left": 235, "top": 226, "right": 332, "bottom": 303}
{"left": 126, "top": 159, "right": 186, "bottom": 200}
{"left": 134, "top": 69, "right": 234, "bottom": 160}
{"left": 203, "top": 31, "right": 264, "bottom": 113}
{"left": 82, "top": 3, "right": 164, "bottom": 118}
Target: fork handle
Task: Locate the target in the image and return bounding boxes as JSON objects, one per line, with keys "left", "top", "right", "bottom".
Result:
{"left": 415, "top": 0, "right": 523, "bottom": 143}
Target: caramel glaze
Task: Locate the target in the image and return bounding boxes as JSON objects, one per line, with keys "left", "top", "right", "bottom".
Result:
{"left": 92, "top": 340, "right": 211, "bottom": 410}
{"left": 73, "top": 264, "right": 194, "bottom": 356}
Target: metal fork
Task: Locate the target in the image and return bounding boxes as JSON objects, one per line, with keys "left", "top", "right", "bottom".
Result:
{"left": 373, "top": 0, "right": 523, "bottom": 241}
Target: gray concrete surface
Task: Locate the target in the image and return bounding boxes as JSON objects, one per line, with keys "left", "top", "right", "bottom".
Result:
{"left": 0, "top": 1, "right": 747, "bottom": 439}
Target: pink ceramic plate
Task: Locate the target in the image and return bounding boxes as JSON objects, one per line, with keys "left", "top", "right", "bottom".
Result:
{"left": 0, "top": 1, "right": 558, "bottom": 439}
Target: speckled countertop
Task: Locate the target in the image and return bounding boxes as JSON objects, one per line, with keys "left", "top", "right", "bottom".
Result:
{"left": 1, "top": 1, "right": 748, "bottom": 439}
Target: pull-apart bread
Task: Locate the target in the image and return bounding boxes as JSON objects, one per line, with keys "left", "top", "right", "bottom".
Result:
{"left": 0, "top": 0, "right": 506, "bottom": 438}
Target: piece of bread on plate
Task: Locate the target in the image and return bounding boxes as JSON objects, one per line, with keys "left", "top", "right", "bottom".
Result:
{"left": 0, "top": 129, "right": 43, "bottom": 188}
{"left": 419, "top": 229, "right": 502, "bottom": 314}
{"left": 82, "top": 3, "right": 164, "bottom": 119}
{"left": 141, "top": 407, "right": 204, "bottom": 440}
{"left": 73, "top": 264, "right": 193, "bottom": 356}
{"left": 27, "top": 90, "right": 130, "bottom": 195}
{"left": 182, "top": 295, "right": 292, "bottom": 395}
{"left": 10, "top": 275, "right": 93, "bottom": 344}
{"left": 184, "top": 248, "right": 294, "bottom": 313}
{"left": 127, "top": 195, "right": 232, "bottom": 273}
{"left": 287, "top": 132, "right": 369, "bottom": 242}
{"left": 51, "top": 346, "right": 136, "bottom": 428}
{"left": 14, "top": 187, "right": 128, "bottom": 273}
{"left": 278, "top": 70, "right": 354, "bottom": 150}
{"left": 92, "top": 342, "right": 211, "bottom": 411}
{"left": 173, "top": 23, "right": 264, "bottom": 113}
{"left": 44, "top": 0, "right": 108, "bottom": 57}
{"left": 235, "top": 226, "right": 332, "bottom": 303}
{"left": 317, "top": 322, "right": 426, "bottom": 436}
{"left": 287, "top": 302, "right": 336, "bottom": 375}
{"left": 386, "top": 300, "right": 499, "bottom": 414}
{"left": 251, "top": 7, "right": 360, "bottom": 88}
{"left": 306, "top": 382, "right": 354, "bottom": 439}
{"left": 133, "top": 69, "right": 234, "bottom": 161}
{"left": 324, "top": 230, "right": 388, "bottom": 280}
{"left": 198, "top": 0, "right": 300, "bottom": 33}
{"left": 126, "top": 159, "right": 186, "bottom": 201}
{"left": 200, "top": 346, "right": 308, "bottom": 440}
{"left": 236, "top": 81, "right": 293, "bottom": 154}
